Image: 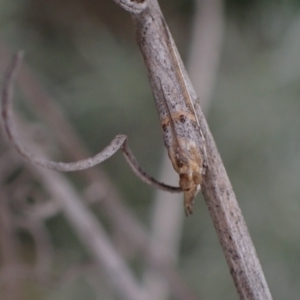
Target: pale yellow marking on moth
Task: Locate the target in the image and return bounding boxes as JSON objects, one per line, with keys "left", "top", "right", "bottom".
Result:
{"left": 159, "top": 80, "right": 204, "bottom": 215}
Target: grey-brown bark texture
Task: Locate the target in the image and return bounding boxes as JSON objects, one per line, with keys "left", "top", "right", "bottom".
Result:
{"left": 120, "top": 0, "right": 273, "bottom": 299}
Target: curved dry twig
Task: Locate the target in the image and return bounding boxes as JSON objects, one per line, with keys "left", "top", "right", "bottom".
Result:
{"left": 1, "top": 52, "right": 181, "bottom": 194}
{"left": 0, "top": 45, "right": 199, "bottom": 300}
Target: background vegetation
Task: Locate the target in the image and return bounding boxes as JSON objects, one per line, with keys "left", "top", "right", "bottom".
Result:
{"left": 1, "top": 0, "right": 300, "bottom": 299}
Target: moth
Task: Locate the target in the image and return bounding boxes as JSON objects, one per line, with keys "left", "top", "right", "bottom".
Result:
{"left": 158, "top": 78, "right": 205, "bottom": 215}
{"left": 134, "top": 9, "right": 206, "bottom": 215}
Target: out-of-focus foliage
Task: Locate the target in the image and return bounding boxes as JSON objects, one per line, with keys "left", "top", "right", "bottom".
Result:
{"left": 1, "top": 0, "right": 300, "bottom": 299}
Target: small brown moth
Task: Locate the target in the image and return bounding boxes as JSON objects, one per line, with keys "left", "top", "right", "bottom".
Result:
{"left": 134, "top": 8, "right": 206, "bottom": 215}
{"left": 158, "top": 78, "right": 205, "bottom": 216}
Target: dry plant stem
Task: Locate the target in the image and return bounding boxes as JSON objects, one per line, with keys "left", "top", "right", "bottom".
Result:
{"left": 197, "top": 108, "right": 273, "bottom": 300}
{"left": 27, "top": 163, "right": 150, "bottom": 300}
{"left": 143, "top": 0, "right": 225, "bottom": 298}
{"left": 0, "top": 46, "right": 199, "bottom": 300}
{"left": 1, "top": 52, "right": 181, "bottom": 193}
{"left": 134, "top": 10, "right": 206, "bottom": 215}
{"left": 115, "top": 0, "right": 273, "bottom": 299}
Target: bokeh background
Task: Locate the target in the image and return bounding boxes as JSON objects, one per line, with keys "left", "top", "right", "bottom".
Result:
{"left": 1, "top": 0, "right": 300, "bottom": 299}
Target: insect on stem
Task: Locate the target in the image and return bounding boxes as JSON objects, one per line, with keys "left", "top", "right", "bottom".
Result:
{"left": 157, "top": 77, "right": 205, "bottom": 215}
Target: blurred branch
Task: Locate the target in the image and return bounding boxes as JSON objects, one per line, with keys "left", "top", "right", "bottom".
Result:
{"left": 25, "top": 150, "right": 150, "bottom": 300}
{"left": 0, "top": 45, "right": 199, "bottom": 300}
{"left": 1, "top": 55, "right": 197, "bottom": 300}
{"left": 83, "top": 183, "right": 199, "bottom": 300}
{"left": 143, "top": 0, "right": 225, "bottom": 299}
{"left": 143, "top": 157, "right": 183, "bottom": 300}
{"left": 0, "top": 150, "right": 53, "bottom": 295}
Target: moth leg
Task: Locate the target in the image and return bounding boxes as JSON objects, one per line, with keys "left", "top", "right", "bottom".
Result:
{"left": 1, "top": 52, "right": 182, "bottom": 193}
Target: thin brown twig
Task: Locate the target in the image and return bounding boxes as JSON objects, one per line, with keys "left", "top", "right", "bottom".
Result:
{"left": 2, "top": 115, "right": 152, "bottom": 299}
{"left": 1, "top": 52, "right": 181, "bottom": 193}
{"left": 27, "top": 160, "right": 151, "bottom": 300}
{"left": 1, "top": 63, "right": 151, "bottom": 299}
{"left": 0, "top": 45, "right": 200, "bottom": 300}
